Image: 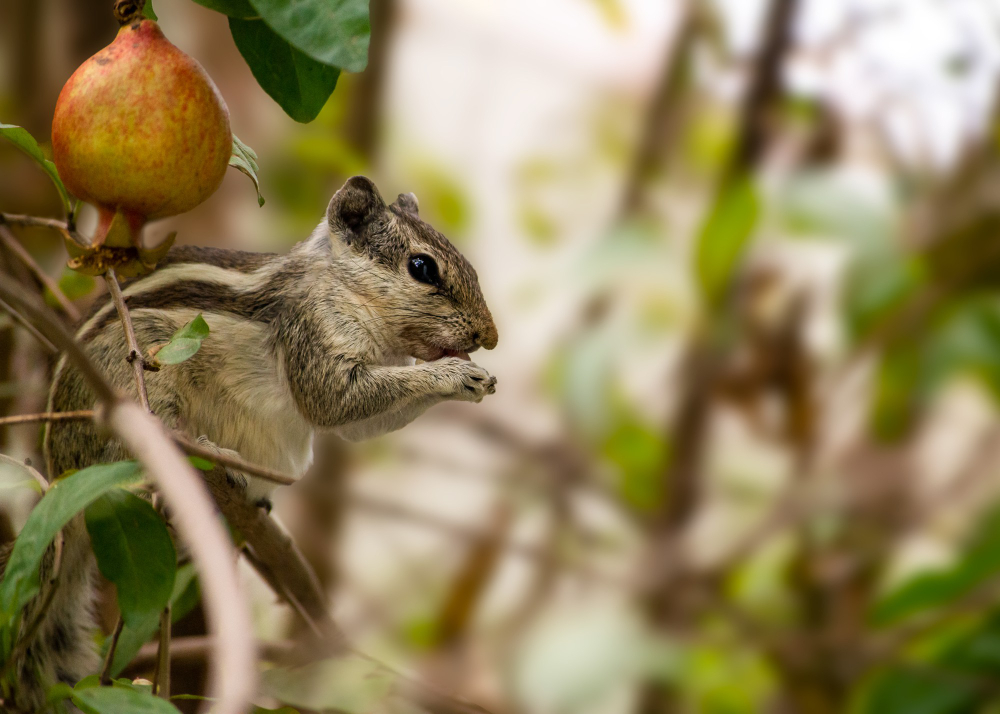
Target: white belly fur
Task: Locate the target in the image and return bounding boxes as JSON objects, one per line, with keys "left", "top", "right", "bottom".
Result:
{"left": 175, "top": 312, "right": 314, "bottom": 502}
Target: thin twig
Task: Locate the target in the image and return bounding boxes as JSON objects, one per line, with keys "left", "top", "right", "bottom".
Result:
{"left": 0, "top": 296, "right": 58, "bottom": 353}
{"left": 0, "top": 213, "right": 70, "bottom": 232}
{"left": 99, "top": 617, "right": 125, "bottom": 685}
{"left": 174, "top": 436, "right": 297, "bottom": 486}
{"left": 0, "top": 223, "right": 80, "bottom": 321}
{"left": 0, "top": 410, "right": 95, "bottom": 427}
{"left": 104, "top": 268, "right": 150, "bottom": 412}
{"left": 128, "top": 636, "right": 296, "bottom": 671}
{"left": 240, "top": 544, "right": 326, "bottom": 641}
{"left": 151, "top": 607, "right": 171, "bottom": 698}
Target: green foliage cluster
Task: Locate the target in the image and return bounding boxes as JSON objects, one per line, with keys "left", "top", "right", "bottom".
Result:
{"left": 188, "top": 0, "right": 369, "bottom": 123}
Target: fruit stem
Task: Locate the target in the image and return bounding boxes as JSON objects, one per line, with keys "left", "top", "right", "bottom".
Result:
{"left": 113, "top": 0, "right": 146, "bottom": 25}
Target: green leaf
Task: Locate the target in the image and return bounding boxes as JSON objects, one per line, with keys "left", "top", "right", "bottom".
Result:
{"left": 230, "top": 134, "right": 265, "bottom": 206}
{"left": 860, "top": 666, "right": 977, "bottom": 714}
{"left": 70, "top": 686, "right": 182, "bottom": 714}
{"left": 843, "top": 253, "right": 925, "bottom": 341}
{"left": 262, "top": 654, "right": 395, "bottom": 713}
{"left": 0, "top": 123, "right": 73, "bottom": 213}
{"left": 109, "top": 563, "right": 197, "bottom": 676}
{"left": 229, "top": 17, "right": 341, "bottom": 123}
{"left": 871, "top": 344, "right": 927, "bottom": 442}
{"left": 190, "top": 0, "right": 257, "bottom": 17}
{"left": 858, "top": 613, "right": 1000, "bottom": 714}
{"left": 0, "top": 461, "right": 142, "bottom": 628}
{"left": 248, "top": 0, "right": 370, "bottom": 73}
{"left": 174, "top": 313, "right": 210, "bottom": 340}
{"left": 188, "top": 456, "right": 215, "bottom": 471}
{"left": 169, "top": 695, "right": 299, "bottom": 714}
{"left": 155, "top": 314, "right": 210, "bottom": 365}
{"left": 695, "top": 175, "right": 759, "bottom": 307}
{"left": 603, "top": 414, "right": 668, "bottom": 513}
{"left": 85, "top": 489, "right": 176, "bottom": 626}
{"left": 0, "top": 454, "right": 44, "bottom": 495}
{"left": 873, "top": 505, "right": 1000, "bottom": 626}
{"left": 142, "top": 0, "right": 157, "bottom": 20}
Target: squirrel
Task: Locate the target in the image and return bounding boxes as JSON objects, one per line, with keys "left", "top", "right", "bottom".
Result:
{"left": 1, "top": 175, "right": 498, "bottom": 711}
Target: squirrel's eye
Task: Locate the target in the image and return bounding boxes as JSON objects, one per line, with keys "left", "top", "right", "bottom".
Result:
{"left": 407, "top": 254, "right": 441, "bottom": 286}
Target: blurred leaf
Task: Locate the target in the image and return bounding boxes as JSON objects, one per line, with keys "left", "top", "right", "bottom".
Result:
{"left": 229, "top": 17, "right": 341, "bottom": 123}
{"left": 401, "top": 616, "right": 437, "bottom": 651}
{"left": 85, "top": 489, "right": 176, "bottom": 626}
{"left": 43, "top": 270, "right": 93, "bottom": 311}
{"left": 153, "top": 314, "right": 210, "bottom": 365}
{"left": 927, "top": 298, "right": 1000, "bottom": 405}
{"left": 860, "top": 667, "right": 976, "bottom": 714}
{"left": 588, "top": 0, "right": 628, "bottom": 29}
{"left": 871, "top": 344, "right": 927, "bottom": 442}
{"left": 519, "top": 204, "right": 560, "bottom": 246}
{"left": 109, "top": 564, "right": 198, "bottom": 676}
{"left": 859, "top": 612, "right": 1000, "bottom": 714}
{"left": 288, "top": 132, "right": 365, "bottom": 175}
{"left": 229, "top": 134, "right": 265, "bottom": 206}
{"left": 190, "top": 0, "right": 256, "bottom": 17}
{"left": 249, "top": 0, "right": 370, "bottom": 73}
{"left": 0, "top": 462, "right": 142, "bottom": 630}
{"left": 844, "top": 254, "right": 926, "bottom": 341}
{"left": 603, "top": 414, "right": 668, "bottom": 513}
{"left": 188, "top": 456, "right": 214, "bottom": 471}
{"left": 514, "top": 605, "right": 652, "bottom": 712}
{"left": 404, "top": 160, "right": 472, "bottom": 237}
{"left": 779, "top": 169, "right": 896, "bottom": 246}
{"left": 142, "top": 0, "right": 157, "bottom": 20}
{"left": 677, "top": 642, "right": 776, "bottom": 714}
{"left": 870, "top": 297, "right": 1000, "bottom": 442}
{"left": 262, "top": 654, "right": 395, "bottom": 713}
{"left": 683, "top": 109, "right": 735, "bottom": 174}
{"left": 873, "top": 505, "right": 1000, "bottom": 626}
{"left": 0, "top": 454, "right": 44, "bottom": 495}
{"left": 57, "top": 269, "right": 95, "bottom": 300}
{"left": 0, "top": 123, "right": 73, "bottom": 213}
{"left": 170, "top": 696, "right": 299, "bottom": 714}
{"left": 696, "top": 175, "right": 759, "bottom": 307}
{"left": 64, "top": 685, "right": 182, "bottom": 714}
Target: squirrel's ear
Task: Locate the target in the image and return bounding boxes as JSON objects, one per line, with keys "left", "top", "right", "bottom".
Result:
{"left": 394, "top": 192, "right": 419, "bottom": 216}
{"left": 327, "top": 176, "right": 386, "bottom": 238}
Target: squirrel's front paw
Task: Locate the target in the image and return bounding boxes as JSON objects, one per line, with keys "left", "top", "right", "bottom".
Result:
{"left": 435, "top": 358, "right": 497, "bottom": 403}
{"left": 195, "top": 435, "right": 249, "bottom": 492}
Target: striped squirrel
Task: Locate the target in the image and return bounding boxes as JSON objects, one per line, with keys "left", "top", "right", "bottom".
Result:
{"left": 2, "top": 175, "right": 498, "bottom": 710}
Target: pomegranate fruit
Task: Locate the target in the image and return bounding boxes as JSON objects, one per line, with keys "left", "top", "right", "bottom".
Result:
{"left": 52, "top": 15, "right": 232, "bottom": 247}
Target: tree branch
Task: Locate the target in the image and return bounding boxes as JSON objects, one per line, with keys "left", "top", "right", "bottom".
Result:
{"left": 0, "top": 296, "right": 57, "bottom": 353}
{"left": 0, "top": 410, "right": 95, "bottom": 427}
{"left": 0, "top": 223, "right": 80, "bottom": 322}
{"left": 105, "top": 268, "right": 150, "bottom": 412}
{"left": 99, "top": 617, "right": 125, "bottom": 685}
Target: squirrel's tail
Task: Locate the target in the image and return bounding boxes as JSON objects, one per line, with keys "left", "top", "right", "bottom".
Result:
{"left": 1, "top": 516, "right": 100, "bottom": 713}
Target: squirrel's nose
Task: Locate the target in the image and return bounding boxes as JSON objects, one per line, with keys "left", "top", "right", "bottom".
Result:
{"left": 475, "top": 322, "right": 498, "bottom": 350}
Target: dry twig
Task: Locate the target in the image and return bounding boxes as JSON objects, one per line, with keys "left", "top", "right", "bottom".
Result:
{"left": 0, "top": 222, "right": 80, "bottom": 321}
{"left": 0, "top": 410, "right": 95, "bottom": 427}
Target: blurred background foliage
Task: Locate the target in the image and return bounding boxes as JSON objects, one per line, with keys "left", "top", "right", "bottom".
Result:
{"left": 7, "top": 0, "right": 1000, "bottom": 712}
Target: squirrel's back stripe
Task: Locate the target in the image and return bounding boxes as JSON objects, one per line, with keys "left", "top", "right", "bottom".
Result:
{"left": 74, "top": 257, "right": 285, "bottom": 343}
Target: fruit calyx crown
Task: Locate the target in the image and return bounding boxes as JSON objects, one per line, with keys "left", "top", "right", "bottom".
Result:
{"left": 113, "top": 0, "right": 147, "bottom": 26}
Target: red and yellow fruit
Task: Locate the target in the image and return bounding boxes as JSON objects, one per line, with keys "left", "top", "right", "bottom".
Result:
{"left": 52, "top": 17, "right": 232, "bottom": 248}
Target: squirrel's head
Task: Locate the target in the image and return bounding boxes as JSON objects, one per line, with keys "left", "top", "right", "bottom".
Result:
{"left": 325, "top": 176, "right": 498, "bottom": 361}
